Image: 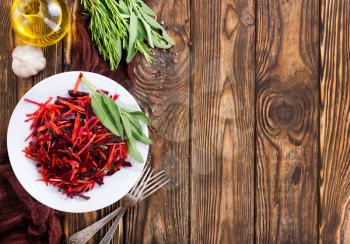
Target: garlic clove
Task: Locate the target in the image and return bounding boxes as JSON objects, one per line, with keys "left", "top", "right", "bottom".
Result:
{"left": 12, "top": 45, "right": 46, "bottom": 78}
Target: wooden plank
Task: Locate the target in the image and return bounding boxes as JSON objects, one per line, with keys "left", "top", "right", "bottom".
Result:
{"left": 320, "top": 1, "right": 350, "bottom": 243}
{"left": 0, "top": 0, "right": 17, "bottom": 150}
{"left": 122, "top": 1, "right": 191, "bottom": 243}
{"left": 255, "top": 0, "right": 319, "bottom": 242}
{"left": 190, "top": 0, "right": 255, "bottom": 243}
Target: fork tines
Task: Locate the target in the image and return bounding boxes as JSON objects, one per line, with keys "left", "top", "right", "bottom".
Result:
{"left": 140, "top": 171, "right": 170, "bottom": 201}
{"left": 130, "top": 162, "right": 170, "bottom": 200}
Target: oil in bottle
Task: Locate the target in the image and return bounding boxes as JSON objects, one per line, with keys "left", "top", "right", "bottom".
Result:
{"left": 11, "top": 0, "right": 70, "bottom": 47}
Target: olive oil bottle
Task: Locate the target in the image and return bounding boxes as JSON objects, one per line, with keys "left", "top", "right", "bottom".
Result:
{"left": 11, "top": 0, "right": 70, "bottom": 46}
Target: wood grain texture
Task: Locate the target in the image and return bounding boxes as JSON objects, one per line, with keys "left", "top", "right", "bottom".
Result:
{"left": 190, "top": 0, "right": 255, "bottom": 243}
{"left": 0, "top": 0, "right": 17, "bottom": 150}
{"left": 122, "top": 0, "right": 191, "bottom": 243}
{"left": 255, "top": 0, "right": 319, "bottom": 242}
{"left": 320, "top": 1, "right": 350, "bottom": 243}
{"left": 4, "top": 0, "right": 350, "bottom": 243}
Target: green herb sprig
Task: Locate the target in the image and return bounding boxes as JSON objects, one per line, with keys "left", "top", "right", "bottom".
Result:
{"left": 81, "top": 75, "right": 152, "bottom": 162}
{"left": 81, "top": 0, "right": 125, "bottom": 70}
{"left": 120, "top": 0, "right": 175, "bottom": 62}
{"left": 81, "top": 0, "right": 174, "bottom": 70}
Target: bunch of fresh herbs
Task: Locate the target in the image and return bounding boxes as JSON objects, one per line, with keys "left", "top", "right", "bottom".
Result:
{"left": 81, "top": 75, "right": 152, "bottom": 162}
{"left": 81, "top": 0, "right": 174, "bottom": 70}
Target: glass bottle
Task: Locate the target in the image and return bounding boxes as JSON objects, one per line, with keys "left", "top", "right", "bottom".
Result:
{"left": 11, "top": 0, "right": 70, "bottom": 47}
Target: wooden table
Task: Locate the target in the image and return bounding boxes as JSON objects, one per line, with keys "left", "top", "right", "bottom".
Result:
{"left": 1, "top": 0, "right": 350, "bottom": 243}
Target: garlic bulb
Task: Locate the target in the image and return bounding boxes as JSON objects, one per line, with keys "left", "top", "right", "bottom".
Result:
{"left": 12, "top": 45, "right": 46, "bottom": 78}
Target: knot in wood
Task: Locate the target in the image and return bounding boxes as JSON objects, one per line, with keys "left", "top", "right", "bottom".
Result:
{"left": 257, "top": 80, "right": 315, "bottom": 145}
{"left": 269, "top": 98, "right": 297, "bottom": 128}
{"left": 240, "top": 9, "right": 255, "bottom": 27}
{"left": 291, "top": 166, "right": 302, "bottom": 185}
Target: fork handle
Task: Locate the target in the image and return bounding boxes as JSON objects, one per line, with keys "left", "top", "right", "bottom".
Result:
{"left": 68, "top": 207, "right": 124, "bottom": 244}
{"left": 99, "top": 208, "right": 126, "bottom": 244}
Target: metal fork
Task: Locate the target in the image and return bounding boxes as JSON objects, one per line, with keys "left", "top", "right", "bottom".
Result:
{"left": 68, "top": 164, "right": 170, "bottom": 244}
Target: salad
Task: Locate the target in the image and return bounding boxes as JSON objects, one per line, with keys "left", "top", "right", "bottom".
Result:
{"left": 23, "top": 73, "right": 151, "bottom": 199}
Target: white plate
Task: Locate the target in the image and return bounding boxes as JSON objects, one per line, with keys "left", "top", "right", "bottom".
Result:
{"left": 7, "top": 71, "right": 148, "bottom": 213}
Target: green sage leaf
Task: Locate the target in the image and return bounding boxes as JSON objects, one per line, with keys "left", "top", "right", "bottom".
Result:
{"left": 128, "top": 11, "right": 138, "bottom": 52}
{"left": 91, "top": 93, "right": 121, "bottom": 136}
{"left": 137, "top": 20, "right": 147, "bottom": 40}
{"left": 131, "top": 123, "right": 152, "bottom": 145}
{"left": 138, "top": 0, "right": 156, "bottom": 16}
{"left": 141, "top": 12, "right": 163, "bottom": 30}
{"left": 152, "top": 34, "right": 172, "bottom": 49}
{"left": 123, "top": 112, "right": 144, "bottom": 137}
{"left": 162, "top": 30, "right": 175, "bottom": 45}
{"left": 122, "top": 109, "right": 152, "bottom": 145}
{"left": 121, "top": 113, "right": 143, "bottom": 162}
{"left": 140, "top": 12, "right": 174, "bottom": 46}
{"left": 126, "top": 43, "right": 137, "bottom": 63}
{"left": 127, "top": 139, "right": 143, "bottom": 162}
{"left": 128, "top": 111, "right": 151, "bottom": 125}
{"left": 102, "top": 95, "right": 123, "bottom": 136}
{"left": 133, "top": 132, "right": 152, "bottom": 145}
{"left": 140, "top": 18, "right": 154, "bottom": 48}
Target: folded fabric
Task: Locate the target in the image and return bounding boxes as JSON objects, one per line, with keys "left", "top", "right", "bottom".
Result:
{"left": 0, "top": 150, "right": 62, "bottom": 244}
